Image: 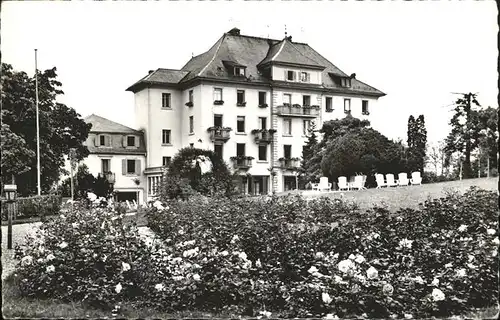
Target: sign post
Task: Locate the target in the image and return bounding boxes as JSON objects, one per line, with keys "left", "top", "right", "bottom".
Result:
{"left": 4, "top": 184, "right": 18, "bottom": 249}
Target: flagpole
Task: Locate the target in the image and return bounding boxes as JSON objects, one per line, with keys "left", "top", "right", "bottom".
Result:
{"left": 35, "top": 49, "right": 41, "bottom": 196}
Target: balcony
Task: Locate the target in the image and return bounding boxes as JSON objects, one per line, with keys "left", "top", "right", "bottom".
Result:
{"left": 207, "top": 127, "right": 232, "bottom": 142}
{"left": 276, "top": 104, "right": 320, "bottom": 118}
{"left": 231, "top": 156, "right": 254, "bottom": 170}
{"left": 98, "top": 171, "right": 116, "bottom": 184}
{"left": 251, "top": 129, "right": 276, "bottom": 144}
{"left": 279, "top": 158, "right": 300, "bottom": 170}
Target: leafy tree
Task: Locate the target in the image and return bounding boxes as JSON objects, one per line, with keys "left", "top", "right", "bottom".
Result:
{"left": 60, "top": 164, "right": 98, "bottom": 199}
{"left": 161, "top": 147, "right": 235, "bottom": 199}
{"left": 476, "top": 106, "right": 498, "bottom": 174}
{"left": 407, "top": 115, "right": 427, "bottom": 173}
{"left": 301, "top": 121, "right": 318, "bottom": 183}
{"left": 427, "top": 141, "right": 446, "bottom": 176}
{"left": 1, "top": 63, "right": 91, "bottom": 195}
{"left": 444, "top": 93, "right": 483, "bottom": 179}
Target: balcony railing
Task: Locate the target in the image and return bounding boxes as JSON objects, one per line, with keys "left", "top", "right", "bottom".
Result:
{"left": 98, "top": 171, "right": 116, "bottom": 184}
{"left": 279, "top": 158, "right": 300, "bottom": 170}
{"left": 276, "top": 105, "right": 320, "bottom": 117}
{"left": 207, "top": 127, "right": 232, "bottom": 142}
{"left": 251, "top": 129, "right": 275, "bottom": 144}
{"left": 231, "top": 156, "right": 254, "bottom": 169}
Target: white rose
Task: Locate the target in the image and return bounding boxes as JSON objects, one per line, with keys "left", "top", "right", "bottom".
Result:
{"left": 21, "top": 255, "right": 33, "bottom": 266}
{"left": 338, "top": 259, "right": 355, "bottom": 273}
{"left": 348, "top": 254, "right": 356, "bottom": 260}
{"left": 154, "top": 283, "right": 165, "bottom": 291}
{"left": 115, "top": 283, "right": 122, "bottom": 293}
{"left": 322, "top": 292, "right": 333, "bottom": 304}
{"left": 431, "top": 288, "right": 445, "bottom": 301}
{"left": 366, "top": 266, "right": 378, "bottom": 279}
{"left": 193, "top": 274, "right": 201, "bottom": 281}
{"left": 315, "top": 252, "right": 325, "bottom": 259}
{"left": 220, "top": 250, "right": 229, "bottom": 257}
{"left": 121, "top": 262, "right": 131, "bottom": 272}
{"left": 431, "top": 278, "right": 440, "bottom": 286}
{"left": 239, "top": 252, "right": 248, "bottom": 260}
{"left": 58, "top": 241, "right": 68, "bottom": 249}
{"left": 255, "top": 259, "right": 262, "bottom": 268}
{"left": 46, "top": 254, "right": 55, "bottom": 261}
{"left": 456, "top": 268, "right": 466, "bottom": 277}
{"left": 492, "top": 237, "right": 499, "bottom": 245}
{"left": 355, "top": 254, "right": 365, "bottom": 264}
{"left": 458, "top": 224, "right": 467, "bottom": 232}
{"left": 487, "top": 228, "right": 496, "bottom": 235}
{"left": 404, "top": 314, "right": 413, "bottom": 319}
{"left": 71, "top": 222, "right": 79, "bottom": 228}
{"left": 444, "top": 262, "right": 453, "bottom": 268}
{"left": 413, "top": 276, "right": 425, "bottom": 285}
{"left": 46, "top": 265, "right": 55, "bottom": 273}
{"left": 308, "top": 266, "right": 319, "bottom": 274}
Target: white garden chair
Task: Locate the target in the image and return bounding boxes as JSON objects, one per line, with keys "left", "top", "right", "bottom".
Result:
{"left": 318, "top": 177, "right": 332, "bottom": 192}
{"left": 385, "top": 174, "right": 398, "bottom": 187}
{"left": 351, "top": 175, "right": 365, "bottom": 190}
{"left": 311, "top": 182, "right": 319, "bottom": 191}
{"left": 398, "top": 173, "right": 409, "bottom": 186}
{"left": 338, "top": 176, "right": 349, "bottom": 191}
{"left": 375, "top": 174, "right": 387, "bottom": 188}
{"left": 410, "top": 171, "right": 422, "bottom": 185}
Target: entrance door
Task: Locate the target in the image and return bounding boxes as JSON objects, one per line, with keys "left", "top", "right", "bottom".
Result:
{"left": 283, "top": 176, "right": 296, "bottom": 191}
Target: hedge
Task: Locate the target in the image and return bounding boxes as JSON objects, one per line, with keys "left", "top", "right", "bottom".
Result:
{"left": 1, "top": 194, "right": 62, "bottom": 221}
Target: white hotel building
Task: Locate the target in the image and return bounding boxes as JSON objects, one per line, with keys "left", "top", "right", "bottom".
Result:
{"left": 123, "top": 28, "right": 385, "bottom": 200}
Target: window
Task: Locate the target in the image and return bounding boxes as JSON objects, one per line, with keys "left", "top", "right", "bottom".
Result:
{"left": 259, "top": 117, "right": 267, "bottom": 130}
{"left": 325, "top": 97, "right": 333, "bottom": 112}
{"left": 234, "top": 67, "right": 245, "bottom": 76}
{"left": 258, "top": 92, "right": 267, "bottom": 105}
{"left": 101, "top": 159, "right": 110, "bottom": 173}
{"left": 362, "top": 100, "right": 369, "bottom": 115}
{"left": 300, "top": 72, "right": 310, "bottom": 82}
{"left": 98, "top": 135, "right": 110, "bottom": 147}
{"left": 258, "top": 145, "right": 267, "bottom": 161}
{"left": 189, "top": 90, "right": 193, "bottom": 103}
{"left": 236, "top": 116, "right": 245, "bottom": 133}
{"left": 190, "top": 143, "right": 194, "bottom": 148}
{"left": 303, "top": 120, "right": 311, "bottom": 135}
{"left": 162, "top": 93, "right": 171, "bottom": 108}
{"left": 127, "top": 136, "right": 135, "bottom": 147}
{"left": 237, "top": 90, "right": 245, "bottom": 105}
{"left": 189, "top": 116, "right": 194, "bottom": 134}
{"left": 162, "top": 129, "right": 171, "bottom": 144}
{"left": 284, "top": 145, "right": 292, "bottom": 159}
{"left": 283, "top": 93, "right": 292, "bottom": 105}
{"left": 303, "top": 95, "right": 311, "bottom": 107}
{"left": 344, "top": 99, "right": 351, "bottom": 114}
{"left": 236, "top": 143, "right": 246, "bottom": 157}
{"left": 287, "top": 70, "right": 295, "bottom": 81}
{"left": 283, "top": 118, "right": 292, "bottom": 136}
{"left": 341, "top": 78, "right": 351, "bottom": 88}
{"left": 100, "top": 135, "right": 106, "bottom": 146}
{"left": 214, "top": 144, "right": 223, "bottom": 159}
{"left": 213, "top": 88, "right": 223, "bottom": 101}
{"left": 127, "top": 160, "right": 136, "bottom": 174}
{"left": 162, "top": 156, "right": 171, "bottom": 167}
{"left": 214, "top": 114, "right": 223, "bottom": 127}
{"left": 148, "top": 176, "right": 161, "bottom": 196}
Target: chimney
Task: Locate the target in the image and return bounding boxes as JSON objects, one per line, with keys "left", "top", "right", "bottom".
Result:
{"left": 148, "top": 70, "right": 154, "bottom": 75}
{"left": 228, "top": 27, "right": 240, "bottom": 36}
{"left": 350, "top": 73, "right": 356, "bottom": 79}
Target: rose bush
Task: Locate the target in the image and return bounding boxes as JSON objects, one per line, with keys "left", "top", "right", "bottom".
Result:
{"left": 12, "top": 187, "right": 498, "bottom": 318}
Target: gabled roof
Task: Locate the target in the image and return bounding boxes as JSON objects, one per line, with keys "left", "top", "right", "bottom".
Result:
{"left": 84, "top": 114, "right": 140, "bottom": 134}
{"left": 125, "top": 29, "right": 385, "bottom": 97}
{"left": 258, "top": 38, "right": 325, "bottom": 70}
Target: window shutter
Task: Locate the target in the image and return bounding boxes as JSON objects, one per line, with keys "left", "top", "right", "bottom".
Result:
{"left": 122, "top": 136, "right": 127, "bottom": 147}
{"left": 94, "top": 135, "right": 99, "bottom": 147}
{"left": 105, "top": 135, "right": 111, "bottom": 147}
{"left": 135, "top": 159, "right": 141, "bottom": 175}
{"left": 135, "top": 136, "right": 139, "bottom": 147}
{"left": 122, "top": 159, "right": 126, "bottom": 175}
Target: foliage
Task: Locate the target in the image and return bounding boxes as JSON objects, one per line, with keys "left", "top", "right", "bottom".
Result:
{"left": 161, "top": 148, "right": 235, "bottom": 200}
{"left": 13, "top": 200, "right": 155, "bottom": 310}
{"left": 422, "top": 171, "right": 455, "bottom": 184}
{"left": 320, "top": 128, "right": 406, "bottom": 187}
{"left": 59, "top": 164, "right": 112, "bottom": 199}
{"left": 1, "top": 194, "right": 61, "bottom": 221}
{"left": 12, "top": 188, "right": 498, "bottom": 318}
{"left": 301, "top": 121, "right": 319, "bottom": 184}
{"left": 407, "top": 115, "right": 427, "bottom": 173}
{"left": 143, "top": 188, "right": 497, "bottom": 318}
{"left": 1, "top": 63, "right": 91, "bottom": 195}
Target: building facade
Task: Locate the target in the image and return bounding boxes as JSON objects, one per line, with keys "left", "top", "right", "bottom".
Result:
{"left": 82, "top": 114, "right": 147, "bottom": 204}
{"left": 126, "top": 28, "right": 385, "bottom": 198}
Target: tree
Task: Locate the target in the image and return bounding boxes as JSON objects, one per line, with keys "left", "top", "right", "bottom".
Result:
{"left": 427, "top": 141, "right": 446, "bottom": 176}
{"left": 407, "top": 115, "right": 427, "bottom": 173}
{"left": 476, "top": 106, "right": 499, "bottom": 175}
{"left": 444, "top": 93, "right": 483, "bottom": 179}
{"left": 301, "top": 121, "right": 318, "bottom": 183}
{"left": 1, "top": 63, "right": 91, "bottom": 195}
{"left": 60, "top": 164, "right": 96, "bottom": 199}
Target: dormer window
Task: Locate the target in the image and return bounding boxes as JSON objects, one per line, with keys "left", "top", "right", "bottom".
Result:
{"left": 300, "top": 72, "right": 310, "bottom": 83}
{"left": 234, "top": 67, "right": 245, "bottom": 76}
{"left": 127, "top": 136, "right": 135, "bottom": 147}
{"left": 286, "top": 70, "right": 296, "bottom": 81}
{"left": 341, "top": 77, "right": 351, "bottom": 88}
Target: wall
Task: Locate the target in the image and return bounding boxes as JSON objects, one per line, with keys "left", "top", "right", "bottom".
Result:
{"left": 272, "top": 65, "right": 322, "bottom": 84}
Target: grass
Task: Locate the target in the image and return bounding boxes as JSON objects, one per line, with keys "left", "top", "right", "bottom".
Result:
{"left": 2, "top": 177, "right": 498, "bottom": 319}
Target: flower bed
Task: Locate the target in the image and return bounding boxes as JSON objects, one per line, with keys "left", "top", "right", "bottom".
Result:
{"left": 12, "top": 188, "right": 498, "bottom": 318}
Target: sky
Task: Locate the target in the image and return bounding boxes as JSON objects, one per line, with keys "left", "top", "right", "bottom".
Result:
{"left": 2, "top": 0, "right": 498, "bottom": 146}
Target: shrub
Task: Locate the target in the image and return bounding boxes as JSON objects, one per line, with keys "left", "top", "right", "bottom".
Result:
{"left": 161, "top": 148, "right": 235, "bottom": 200}
{"left": 13, "top": 200, "right": 155, "bottom": 310}
{"left": 145, "top": 188, "right": 498, "bottom": 318}
{"left": 422, "top": 171, "right": 454, "bottom": 183}
{"left": 1, "top": 194, "right": 61, "bottom": 221}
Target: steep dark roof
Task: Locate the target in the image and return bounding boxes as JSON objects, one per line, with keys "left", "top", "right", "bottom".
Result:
{"left": 84, "top": 114, "right": 140, "bottom": 134}
{"left": 126, "top": 30, "right": 385, "bottom": 97}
